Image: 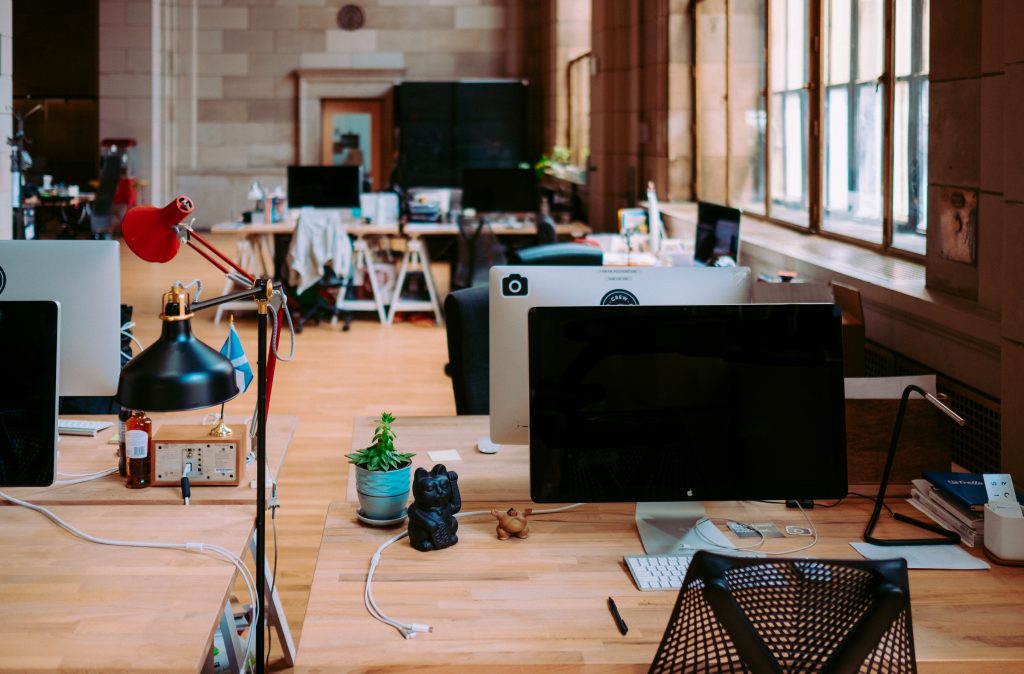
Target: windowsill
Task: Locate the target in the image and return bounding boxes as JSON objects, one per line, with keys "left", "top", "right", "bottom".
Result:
{"left": 656, "top": 201, "right": 1001, "bottom": 395}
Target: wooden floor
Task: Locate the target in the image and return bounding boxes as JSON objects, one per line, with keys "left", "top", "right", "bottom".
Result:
{"left": 119, "top": 235, "right": 456, "bottom": 671}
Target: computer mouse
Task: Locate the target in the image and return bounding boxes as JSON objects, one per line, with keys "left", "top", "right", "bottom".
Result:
{"left": 476, "top": 436, "right": 501, "bottom": 454}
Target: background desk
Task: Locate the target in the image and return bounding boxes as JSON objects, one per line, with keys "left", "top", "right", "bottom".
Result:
{"left": 297, "top": 415, "right": 1024, "bottom": 673}
{"left": 0, "top": 504, "right": 253, "bottom": 673}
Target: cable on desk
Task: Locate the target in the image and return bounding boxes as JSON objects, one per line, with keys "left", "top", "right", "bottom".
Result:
{"left": 694, "top": 500, "right": 819, "bottom": 556}
{"left": 364, "top": 503, "right": 586, "bottom": 639}
{"left": 0, "top": 489, "right": 260, "bottom": 666}
{"left": 266, "top": 483, "right": 280, "bottom": 670}
{"left": 54, "top": 467, "right": 118, "bottom": 486}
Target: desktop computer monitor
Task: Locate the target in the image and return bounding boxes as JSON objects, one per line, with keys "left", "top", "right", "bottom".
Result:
{"left": 461, "top": 167, "right": 537, "bottom": 213}
{"left": 287, "top": 165, "right": 362, "bottom": 209}
{"left": 0, "top": 300, "right": 60, "bottom": 486}
{"left": 528, "top": 303, "right": 847, "bottom": 551}
{"left": 488, "top": 265, "right": 753, "bottom": 445}
{"left": 0, "top": 240, "right": 121, "bottom": 396}
{"left": 694, "top": 202, "right": 741, "bottom": 266}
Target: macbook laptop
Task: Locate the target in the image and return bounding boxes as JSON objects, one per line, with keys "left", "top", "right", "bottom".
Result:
{"left": 694, "top": 202, "right": 742, "bottom": 267}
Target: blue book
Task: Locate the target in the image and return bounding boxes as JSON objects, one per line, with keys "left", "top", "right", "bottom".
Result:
{"left": 923, "top": 471, "right": 1024, "bottom": 513}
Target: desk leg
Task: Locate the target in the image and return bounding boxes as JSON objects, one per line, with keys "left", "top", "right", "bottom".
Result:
{"left": 334, "top": 237, "right": 387, "bottom": 324}
{"left": 386, "top": 237, "right": 443, "bottom": 326}
{"left": 249, "top": 535, "right": 296, "bottom": 666}
{"left": 216, "top": 601, "right": 245, "bottom": 674}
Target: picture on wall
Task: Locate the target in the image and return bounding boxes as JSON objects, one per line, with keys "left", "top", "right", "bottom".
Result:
{"left": 938, "top": 187, "right": 977, "bottom": 265}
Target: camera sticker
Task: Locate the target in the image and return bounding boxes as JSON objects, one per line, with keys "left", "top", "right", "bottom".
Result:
{"left": 501, "top": 273, "right": 529, "bottom": 297}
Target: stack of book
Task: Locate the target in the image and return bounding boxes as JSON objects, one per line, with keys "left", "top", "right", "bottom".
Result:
{"left": 909, "top": 471, "right": 1024, "bottom": 547}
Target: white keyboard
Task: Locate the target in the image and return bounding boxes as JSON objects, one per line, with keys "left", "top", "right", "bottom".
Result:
{"left": 624, "top": 553, "right": 695, "bottom": 591}
{"left": 57, "top": 419, "right": 113, "bottom": 436}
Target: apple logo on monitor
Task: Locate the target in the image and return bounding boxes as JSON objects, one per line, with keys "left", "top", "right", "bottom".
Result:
{"left": 601, "top": 289, "right": 639, "bottom": 306}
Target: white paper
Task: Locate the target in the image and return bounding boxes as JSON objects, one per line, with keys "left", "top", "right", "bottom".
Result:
{"left": 850, "top": 542, "right": 990, "bottom": 569}
{"left": 983, "top": 474, "right": 1021, "bottom": 516}
{"left": 844, "top": 375, "right": 937, "bottom": 399}
{"left": 427, "top": 449, "right": 462, "bottom": 462}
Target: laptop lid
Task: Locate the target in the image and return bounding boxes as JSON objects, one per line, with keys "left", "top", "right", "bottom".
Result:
{"left": 694, "top": 202, "right": 742, "bottom": 267}
{"left": 488, "top": 265, "right": 753, "bottom": 445}
{"left": 0, "top": 300, "right": 60, "bottom": 487}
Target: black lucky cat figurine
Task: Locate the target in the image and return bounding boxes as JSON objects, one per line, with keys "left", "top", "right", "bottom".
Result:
{"left": 407, "top": 464, "right": 462, "bottom": 552}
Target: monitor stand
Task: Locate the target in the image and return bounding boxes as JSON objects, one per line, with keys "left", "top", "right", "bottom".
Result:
{"left": 635, "top": 502, "right": 735, "bottom": 555}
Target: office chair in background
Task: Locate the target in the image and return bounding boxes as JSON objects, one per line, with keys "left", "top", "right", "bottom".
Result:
{"left": 284, "top": 210, "right": 354, "bottom": 332}
{"left": 650, "top": 550, "right": 916, "bottom": 674}
{"left": 507, "top": 242, "right": 603, "bottom": 266}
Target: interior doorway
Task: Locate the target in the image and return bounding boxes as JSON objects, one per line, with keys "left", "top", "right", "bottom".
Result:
{"left": 320, "top": 98, "right": 393, "bottom": 192}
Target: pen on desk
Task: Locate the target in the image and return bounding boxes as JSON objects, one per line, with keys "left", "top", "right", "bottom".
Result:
{"left": 607, "top": 596, "right": 628, "bottom": 636}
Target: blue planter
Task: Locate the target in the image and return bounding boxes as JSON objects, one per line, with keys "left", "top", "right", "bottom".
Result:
{"left": 354, "top": 463, "right": 412, "bottom": 522}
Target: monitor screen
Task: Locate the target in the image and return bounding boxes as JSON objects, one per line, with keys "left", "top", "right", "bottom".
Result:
{"left": 0, "top": 240, "right": 120, "bottom": 396}
{"left": 461, "top": 167, "right": 537, "bottom": 213}
{"left": 0, "top": 300, "right": 59, "bottom": 487}
{"left": 489, "top": 265, "right": 753, "bottom": 445}
{"left": 287, "top": 165, "right": 362, "bottom": 209}
{"left": 695, "top": 202, "right": 741, "bottom": 266}
{"left": 528, "top": 303, "right": 847, "bottom": 503}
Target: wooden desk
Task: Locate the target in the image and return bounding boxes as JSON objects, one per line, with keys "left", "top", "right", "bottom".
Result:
{"left": 299, "top": 416, "right": 1024, "bottom": 673}
{"left": 0, "top": 504, "right": 253, "bottom": 673}
{"left": 4, "top": 414, "right": 297, "bottom": 506}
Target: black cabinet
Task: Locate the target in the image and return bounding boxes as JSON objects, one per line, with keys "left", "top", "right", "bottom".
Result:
{"left": 395, "top": 81, "right": 527, "bottom": 188}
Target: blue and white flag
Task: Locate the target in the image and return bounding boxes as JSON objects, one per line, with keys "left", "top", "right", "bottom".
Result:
{"left": 220, "top": 323, "right": 254, "bottom": 393}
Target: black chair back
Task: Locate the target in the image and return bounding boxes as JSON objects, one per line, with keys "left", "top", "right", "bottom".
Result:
{"left": 444, "top": 285, "right": 490, "bottom": 415}
{"left": 508, "top": 242, "right": 602, "bottom": 266}
{"left": 650, "top": 550, "right": 916, "bottom": 674}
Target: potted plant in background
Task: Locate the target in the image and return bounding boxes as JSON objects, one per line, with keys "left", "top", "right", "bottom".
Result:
{"left": 346, "top": 412, "right": 415, "bottom": 524}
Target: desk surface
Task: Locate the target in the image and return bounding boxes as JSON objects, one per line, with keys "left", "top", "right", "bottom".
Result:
{"left": 301, "top": 416, "right": 1024, "bottom": 673}
{"left": 0, "top": 504, "right": 253, "bottom": 673}
{"left": 3, "top": 414, "right": 296, "bottom": 506}
{"left": 211, "top": 220, "right": 589, "bottom": 239}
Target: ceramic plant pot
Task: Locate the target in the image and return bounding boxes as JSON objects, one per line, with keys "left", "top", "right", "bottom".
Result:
{"left": 353, "top": 463, "right": 412, "bottom": 522}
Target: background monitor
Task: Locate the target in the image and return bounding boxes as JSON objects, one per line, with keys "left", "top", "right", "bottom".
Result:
{"left": 528, "top": 303, "right": 846, "bottom": 504}
{"left": 461, "top": 167, "right": 537, "bottom": 213}
{"left": 287, "top": 165, "right": 362, "bottom": 209}
{"left": 0, "top": 300, "right": 59, "bottom": 486}
{"left": 488, "top": 265, "right": 753, "bottom": 445}
{"left": 695, "top": 202, "right": 742, "bottom": 266}
{"left": 0, "top": 240, "right": 120, "bottom": 396}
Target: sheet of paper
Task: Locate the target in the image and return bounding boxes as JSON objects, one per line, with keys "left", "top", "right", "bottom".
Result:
{"left": 427, "top": 449, "right": 462, "bottom": 462}
{"left": 850, "top": 542, "right": 990, "bottom": 569}
{"left": 983, "top": 474, "right": 1021, "bottom": 515}
{"left": 844, "top": 375, "right": 937, "bottom": 399}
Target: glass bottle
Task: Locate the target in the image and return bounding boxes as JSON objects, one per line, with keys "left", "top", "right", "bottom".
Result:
{"left": 117, "top": 407, "right": 132, "bottom": 477}
{"left": 125, "top": 410, "right": 152, "bottom": 489}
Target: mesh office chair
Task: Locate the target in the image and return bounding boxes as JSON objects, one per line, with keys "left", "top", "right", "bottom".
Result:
{"left": 650, "top": 550, "right": 916, "bottom": 674}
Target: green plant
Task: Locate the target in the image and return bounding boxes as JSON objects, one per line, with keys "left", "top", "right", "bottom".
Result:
{"left": 345, "top": 412, "right": 414, "bottom": 471}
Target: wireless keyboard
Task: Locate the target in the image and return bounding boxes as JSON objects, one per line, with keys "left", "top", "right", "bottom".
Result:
{"left": 624, "top": 553, "right": 695, "bottom": 591}
{"left": 57, "top": 419, "right": 113, "bottom": 437}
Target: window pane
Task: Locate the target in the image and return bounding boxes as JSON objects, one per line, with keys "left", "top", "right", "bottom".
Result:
{"left": 769, "top": 0, "right": 809, "bottom": 226}
{"left": 785, "top": 0, "right": 806, "bottom": 89}
{"left": 826, "top": 0, "right": 851, "bottom": 85}
{"left": 825, "top": 87, "right": 849, "bottom": 213}
{"left": 729, "top": 0, "right": 766, "bottom": 214}
{"left": 892, "top": 0, "right": 928, "bottom": 254}
{"left": 857, "top": 0, "right": 884, "bottom": 81}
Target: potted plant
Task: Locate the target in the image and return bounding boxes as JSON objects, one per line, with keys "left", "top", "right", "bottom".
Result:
{"left": 346, "top": 412, "right": 415, "bottom": 523}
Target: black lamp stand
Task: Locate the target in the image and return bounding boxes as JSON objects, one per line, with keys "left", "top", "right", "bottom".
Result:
{"left": 863, "top": 384, "right": 966, "bottom": 546}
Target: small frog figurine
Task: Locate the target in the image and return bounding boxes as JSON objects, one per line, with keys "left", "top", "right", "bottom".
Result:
{"left": 491, "top": 507, "right": 533, "bottom": 540}
{"left": 407, "top": 464, "right": 462, "bottom": 552}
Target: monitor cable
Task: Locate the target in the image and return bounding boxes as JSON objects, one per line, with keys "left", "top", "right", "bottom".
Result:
{"left": 363, "top": 502, "right": 585, "bottom": 639}
{"left": 0, "top": 489, "right": 260, "bottom": 667}
{"left": 693, "top": 500, "right": 820, "bottom": 556}
{"left": 54, "top": 467, "right": 118, "bottom": 486}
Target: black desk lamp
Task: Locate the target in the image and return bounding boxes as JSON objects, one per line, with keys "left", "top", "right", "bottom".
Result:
{"left": 117, "top": 196, "right": 285, "bottom": 673}
{"left": 863, "top": 384, "right": 966, "bottom": 546}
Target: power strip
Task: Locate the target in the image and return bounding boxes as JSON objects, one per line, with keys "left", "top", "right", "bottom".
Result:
{"left": 152, "top": 424, "right": 246, "bottom": 486}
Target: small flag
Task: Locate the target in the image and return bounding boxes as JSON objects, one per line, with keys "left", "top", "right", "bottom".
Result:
{"left": 220, "top": 321, "right": 254, "bottom": 393}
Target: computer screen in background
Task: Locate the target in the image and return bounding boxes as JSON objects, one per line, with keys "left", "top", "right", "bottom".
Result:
{"left": 287, "top": 165, "right": 362, "bottom": 209}
{"left": 528, "top": 303, "right": 847, "bottom": 553}
{"left": 488, "top": 265, "right": 753, "bottom": 446}
{"left": 695, "top": 202, "right": 742, "bottom": 267}
{"left": 0, "top": 300, "right": 59, "bottom": 486}
{"left": 0, "top": 240, "right": 121, "bottom": 396}
{"left": 461, "top": 167, "right": 537, "bottom": 213}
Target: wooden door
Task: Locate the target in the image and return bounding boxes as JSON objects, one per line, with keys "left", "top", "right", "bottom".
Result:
{"left": 321, "top": 98, "right": 392, "bottom": 192}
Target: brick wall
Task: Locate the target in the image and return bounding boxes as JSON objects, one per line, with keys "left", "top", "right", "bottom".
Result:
{"left": 99, "top": 0, "right": 514, "bottom": 224}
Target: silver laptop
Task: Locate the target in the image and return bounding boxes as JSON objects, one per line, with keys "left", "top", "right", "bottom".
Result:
{"left": 0, "top": 241, "right": 121, "bottom": 396}
{"left": 488, "top": 265, "right": 753, "bottom": 445}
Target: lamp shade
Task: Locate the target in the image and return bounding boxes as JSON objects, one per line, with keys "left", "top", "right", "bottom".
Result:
{"left": 116, "top": 289, "right": 239, "bottom": 412}
{"left": 121, "top": 195, "right": 195, "bottom": 264}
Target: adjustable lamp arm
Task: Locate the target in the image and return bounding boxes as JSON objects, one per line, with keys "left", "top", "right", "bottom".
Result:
{"left": 863, "top": 384, "right": 966, "bottom": 546}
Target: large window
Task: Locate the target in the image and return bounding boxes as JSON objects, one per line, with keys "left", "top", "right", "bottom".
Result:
{"left": 695, "top": 0, "right": 930, "bottom": 257}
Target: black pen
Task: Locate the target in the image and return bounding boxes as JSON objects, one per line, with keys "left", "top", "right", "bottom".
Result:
{"left": 607, "top": 596, "right": 628, "bottom": 635}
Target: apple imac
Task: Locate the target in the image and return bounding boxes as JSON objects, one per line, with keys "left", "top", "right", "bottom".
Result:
{"left": 488, "top": 265, "right": 752, "bottom": 446}
{"left": 694, "top": 202, "right": 742, "bottom": 267}
{"left": 0, "top": 300, "right": 60, "bottom": 486}
{"left": 528, "top": 303, "right": 847, "bottom": 553}
{"left": 0, "top": 241, "right": 120, "bottom": 396}
{"left": 287, "top": 165, "right": 362, "bottom": 209}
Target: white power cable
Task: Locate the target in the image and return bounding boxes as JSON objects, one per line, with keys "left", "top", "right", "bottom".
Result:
{"left": 693, "top": 500, "right": 819, "bottom": 556}
{"left": 54, "top": 467, "right": 118, "bottom": 486}
{"left": 0, "top": 490, "right": 260, "bottom": 666}
{"left": 364, "top": 503, "right": 585, "bottom": 638}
